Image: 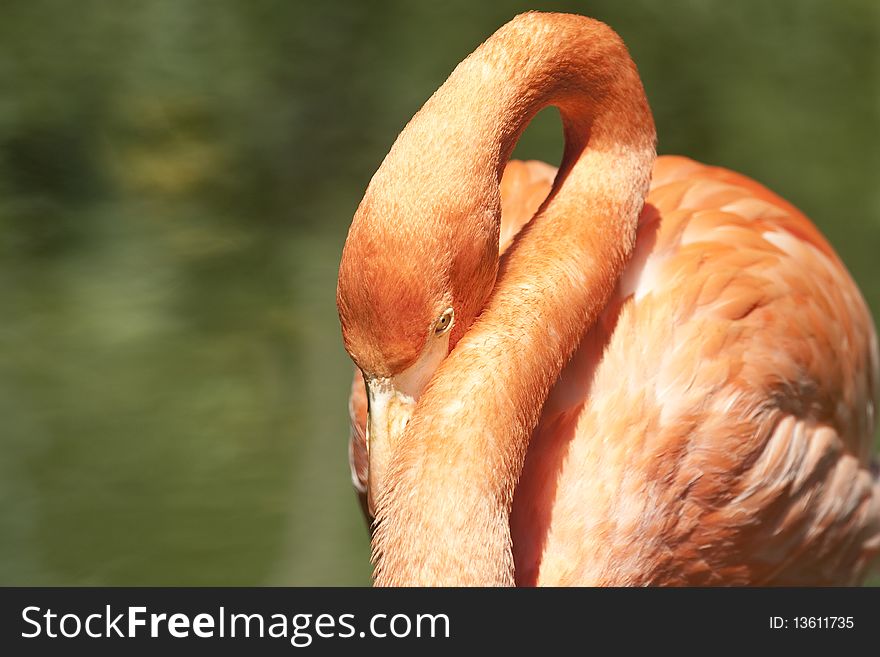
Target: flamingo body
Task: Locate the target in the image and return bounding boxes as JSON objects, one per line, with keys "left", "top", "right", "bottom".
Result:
{"left": 338, "top": 13, "right": 880, "bottom": 585}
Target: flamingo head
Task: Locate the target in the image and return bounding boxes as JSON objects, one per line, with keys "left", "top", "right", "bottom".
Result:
{"left": 337, "top": 162, "right": 501, "bottom": 515}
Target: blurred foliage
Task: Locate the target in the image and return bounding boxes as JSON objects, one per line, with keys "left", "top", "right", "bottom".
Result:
{"left": 0, "top": 0, "right": 877, "bottom": 585}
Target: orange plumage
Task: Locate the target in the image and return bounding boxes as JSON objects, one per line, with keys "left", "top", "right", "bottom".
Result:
{"left": 337, "top": 13, "right": 880, "bottom": 585}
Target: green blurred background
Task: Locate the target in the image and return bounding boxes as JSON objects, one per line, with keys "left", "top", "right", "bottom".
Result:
{"left": 0, "top": 0, "right": 877, "bottom": 585}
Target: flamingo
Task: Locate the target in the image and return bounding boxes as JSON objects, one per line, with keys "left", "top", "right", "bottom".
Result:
{"left": 336, "top": 12, "right": 880, "bottom": 586}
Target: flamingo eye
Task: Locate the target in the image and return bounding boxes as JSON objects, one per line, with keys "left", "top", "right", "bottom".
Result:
{"left": 433, "top": 308, "right": 454, "bottom": 335}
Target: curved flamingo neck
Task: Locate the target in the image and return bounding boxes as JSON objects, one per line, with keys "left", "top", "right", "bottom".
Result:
{"left": 371, "top": 13, "right": 656, "bottom": 585}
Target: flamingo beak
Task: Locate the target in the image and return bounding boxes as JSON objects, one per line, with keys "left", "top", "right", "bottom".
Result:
{"left": 364, "top": 330, "right": 451, "bottom": 516}
{"left": 365, "top": 378, "right": 416, "bottom": 517}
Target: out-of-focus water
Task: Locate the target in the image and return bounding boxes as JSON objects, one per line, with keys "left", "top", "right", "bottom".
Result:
{"left": 0, "top": 0, "right": 877, "bottom": 585}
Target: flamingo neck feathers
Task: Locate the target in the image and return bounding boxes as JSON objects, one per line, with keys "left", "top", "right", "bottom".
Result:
{"left": 371, "top": 13, "right": 657, "bottom": 585}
